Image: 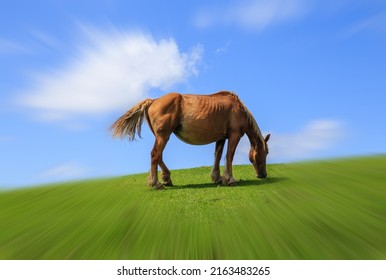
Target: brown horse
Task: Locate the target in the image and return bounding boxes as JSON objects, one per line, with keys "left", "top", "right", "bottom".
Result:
{"left": 111, "top": 91, "right": 270, "bottom": 189}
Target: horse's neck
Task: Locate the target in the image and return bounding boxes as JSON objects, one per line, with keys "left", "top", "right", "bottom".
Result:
{"left": 246, "top": 123, "right": 264, "bottom": 148}
{"left": 243, "top": 109, "right": 264, "bottom": 147}
{"left": 246, "top": 131, "right": 260, "bottom": 147}
{"left": 245, "top": 129, "right": 257, "bottom": 146}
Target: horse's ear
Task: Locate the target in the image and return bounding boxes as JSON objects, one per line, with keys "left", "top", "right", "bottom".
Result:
{"left": 265, "top": 134, "right": 271, "bottom": 143}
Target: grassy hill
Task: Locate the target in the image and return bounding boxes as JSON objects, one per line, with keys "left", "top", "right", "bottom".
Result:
{"left": 1, "top": 155, "right": 385, "bottom": 260}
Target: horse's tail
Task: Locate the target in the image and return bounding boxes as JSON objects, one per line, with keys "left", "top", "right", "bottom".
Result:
{"left": 110, "top": 98, "right": 154, "bottom": 141}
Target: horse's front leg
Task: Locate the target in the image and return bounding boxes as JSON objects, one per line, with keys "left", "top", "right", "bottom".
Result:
{"left": 222, "top": 134, "right": 241, "bottom": 185}
{"left": 211, "top": 139, "right": 225, "bottom": 184}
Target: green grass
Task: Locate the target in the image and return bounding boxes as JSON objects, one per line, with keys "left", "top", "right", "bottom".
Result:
{"left": 1, "top": 155, "right": 386, "bottom": 259}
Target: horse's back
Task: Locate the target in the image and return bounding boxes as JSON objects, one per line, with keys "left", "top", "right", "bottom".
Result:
{"left": 182, "top": 90, "right": 239, "bottom": 103}
{"left": 146, "top": 91, "right": 247, "bottom": 145}
{"left": 179, "top": 91, "right": 246, "bottom": 144}
{"left": 148, "top": 91, "right": 239, "bottom": 118}
{"left": 149, "top": 92, "right": 182, "bottom": 114}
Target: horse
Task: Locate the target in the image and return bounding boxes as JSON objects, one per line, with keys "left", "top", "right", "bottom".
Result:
{"left": 111, "top": 90, "right": 270, "bottom": 190}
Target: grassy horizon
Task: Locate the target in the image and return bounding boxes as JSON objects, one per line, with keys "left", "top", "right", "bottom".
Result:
{"left": 1, "top": 155, "right": 385, "bottom": 259}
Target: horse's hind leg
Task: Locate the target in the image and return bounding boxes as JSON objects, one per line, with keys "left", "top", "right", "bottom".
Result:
{"left": 211, "top": 139, "right": 225, "bottom": 184}
{"left": 159, "top": 159, "right": 173, "bottom": 186}
{"left": 148, "top": 134, "right": 170, "bottom": 190}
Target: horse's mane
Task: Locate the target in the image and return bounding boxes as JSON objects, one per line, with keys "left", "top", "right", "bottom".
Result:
{"left": 229, "top": 91, "right": 265, "bottom": 148}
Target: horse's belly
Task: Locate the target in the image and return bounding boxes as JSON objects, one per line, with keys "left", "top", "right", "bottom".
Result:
{"left": 173, "top": 121, "right": 226, "bottom": 145}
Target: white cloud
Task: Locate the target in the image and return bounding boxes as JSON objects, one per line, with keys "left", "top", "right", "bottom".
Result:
{"left": 17, "top": 27, "right": 203, "bottom": 121}
{"left": 235, "top": 119, "right": 345, "bottom": 163}
{"left": 194, "top": 0, "right": 309, "bottom": 31}
{"left": 40, "top": 162, "right": 88, "bottom": 181}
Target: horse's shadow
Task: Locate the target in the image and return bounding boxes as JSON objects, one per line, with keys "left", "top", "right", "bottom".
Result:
{"left": 166, "top": 177, "right": 288, "bottom": 190}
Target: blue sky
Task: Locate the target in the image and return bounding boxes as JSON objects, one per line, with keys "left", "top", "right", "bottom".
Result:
{"left": 1, "top": 0, "right": 386, "bottom": 187}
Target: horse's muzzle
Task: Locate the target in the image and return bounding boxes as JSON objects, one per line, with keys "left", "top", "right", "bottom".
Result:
{"left": 257, "top": 172, "right": 267, "bottom": 179}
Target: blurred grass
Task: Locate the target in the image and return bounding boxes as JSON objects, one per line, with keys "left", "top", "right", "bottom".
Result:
{"left": 0, "top": 155, "right": 385, "bottom": 259}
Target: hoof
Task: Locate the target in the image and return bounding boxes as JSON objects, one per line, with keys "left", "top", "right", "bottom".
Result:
{"left": 222, "top": 177, "right": 238, "bottom": 186}
{"left": 228, "top": 178, "right": 238, "bottom": 186}
{"left": 163, "top": 180, "right": 173, "bottom": 187}
{"left": 215, "top": 178, "right": 223, "bottom": 184}
{"left": 212, "top": 176, "right": 223, "bottom": 184}
{"left": 228, "top": 181, "right": 237, "bottom": 186}
{"left": 211, "top": 173, "right": 221, "bottom": 184}
{"left": 149, "top": 181, "right": 166, "bottom": 190}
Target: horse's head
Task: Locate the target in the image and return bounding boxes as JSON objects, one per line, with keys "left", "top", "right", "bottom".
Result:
{"left": 249, "top": 134, "right": 270, "bottom": 179}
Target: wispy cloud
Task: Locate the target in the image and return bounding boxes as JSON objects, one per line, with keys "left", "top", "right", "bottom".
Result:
{"left": 39, "top": 162, "right": 88, "bottom": 181}
{"left": 215, "top": 41, "right": 232, "bottom": 56}
{"left": 17, "top": 26, "right": 203, "bottom": 122}
{"left": 0, "top": 136, "right": 11, "bottom": 142}
{"left": 345, "top": 12, "right": 386, "bottom": 36}
{"left": 193, "top": 0, "right": 310, "bottom": 31}
{"left": 235, "top": 119, "right": 345, "bottom": 163}
{"left": 0, "top": 38, "right": 30, "bottom": 54}
{"left": 29, "top": 29, "right": 63, "bottom": 49}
